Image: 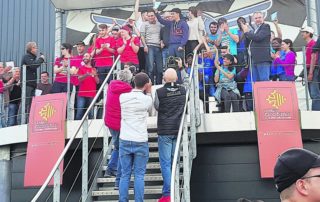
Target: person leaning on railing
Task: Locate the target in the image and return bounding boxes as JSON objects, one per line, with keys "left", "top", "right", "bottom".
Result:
{"left": 154, "top": 68, "right": 186, "bottom": 202}
{"left": 21, "top": 42, "right": 45, "bottom": 120}
{"left": 5, "top": 67, "right": 21, "bottom": 126}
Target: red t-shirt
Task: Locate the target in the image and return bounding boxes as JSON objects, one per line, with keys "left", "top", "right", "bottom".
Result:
{"left": 95, "top": 37, "right": 115, "bottom": 67}
{"left": 110, "top": 37, "right": 120, "bottom": 59}
{"left": 117, "top": 37, "right": 140, "bottom": 64}
{"left": 71, "top": 55, "right": 84, "bottom": 86}
{"left": 78, "top": 66, "right": 97, "bottom": 98}
{"left": 54, "top": 57, "right": 77, "bottom": 83}
{"left": 0, "top": 79, "right": 3, "bottom": 94}
{"left": 306, "top": 39, "right": 317, "bottom": 69}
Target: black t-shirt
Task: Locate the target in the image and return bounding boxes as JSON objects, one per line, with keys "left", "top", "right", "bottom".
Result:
{"left": 9, "top": 81, "right": 22, "bottom": 104}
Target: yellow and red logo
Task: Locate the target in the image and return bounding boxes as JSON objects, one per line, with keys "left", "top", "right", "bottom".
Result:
{"left": 266, "top": 90, "right": 286, "bottom": 109}
{"left": 39, "top": 103, "right": 56, "bottom": 121}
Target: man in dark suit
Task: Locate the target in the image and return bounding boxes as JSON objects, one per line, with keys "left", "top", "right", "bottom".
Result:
{"left": 242, "top": 12, "right": 271, "bottom": 81}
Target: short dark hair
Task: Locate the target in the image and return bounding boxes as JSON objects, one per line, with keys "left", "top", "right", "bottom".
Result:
{"left": 141, "top": 9, "right": 148, "bottom": 14}
{"left": 218, "top": 17, "right": 227, "bottom": 25}
{"left": 147, "top": 9, "right": 155, "bottom": 14}
{"left": 188, "top": 6, "right": 198, "bottom": 17}
{"left": 98, "top": 24, "right": 108, "bottom": 30}
{"left": 209, "top": 21, "right": 218, "bottom": 30}
{"left": 220, "top": 46, "right": 228, "bottom": 50}
{"left": 134, "top": 72, "right": 149, "bottom": 88}
{"left": 41, "top": 71, "right": 49, "bottom": 76}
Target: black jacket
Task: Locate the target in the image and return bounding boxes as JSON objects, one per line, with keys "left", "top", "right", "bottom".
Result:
{"left": 155, "top": 82, "right": 186, "bottom": 135}
{"left": 244, "top": 23, "right": 272, "bottom": 63}
{"left": 21, "top": 51, "right": 44, "bottom": 88}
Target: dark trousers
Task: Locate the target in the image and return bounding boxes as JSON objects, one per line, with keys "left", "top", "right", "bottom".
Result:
{"left": 25, "top": 86, "right": 35, "bottom": 123}
{"left": 221, "top": 89, "right": 240, "bottom": 112}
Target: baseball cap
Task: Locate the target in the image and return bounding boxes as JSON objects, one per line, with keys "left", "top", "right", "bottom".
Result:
{"left": 274, "top": 148, "right": 320, "bottom": 192}
{"left": 301, "top": 26, "right": 314, "bottom": 34}
{"left": 170, "top": 8, "right": 181, "bottom": 14}
{"left": 223, "top": 53, "right": 234, "bottom": 64}
{"left": 121, "top": 25, "right": 132, "bottom": 35}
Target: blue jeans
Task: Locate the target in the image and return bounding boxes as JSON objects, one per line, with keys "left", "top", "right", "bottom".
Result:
{"left": 75, "top": 96, "right": 94, "bottom": 120}
{"left": 158, "top": 135, "right": 177, "bottom": 197}
{"left": 51, "top": 82, "right": 73, "bottom": 94}
{"left": 252, "top": 62, "right": 271, "bottom": 82}
{"left": 168, "top": 44, "right": 184, "bottom": 59}
{"left": 308, "top": 68, "right": 320, "bottom": 111}
{"left": 107, "top": 129, "right": 120, "bottom": 172}
{"left": 162, "top": 48, "right": 169, "bottom": 68}
{"left": 7, "top": 103, "right": 19, "bottom": 126}
{"left": 146, "top": 46, "right": 163, "bottom": 85}
{"left": 279, "top": 74, "right": 295, "bottom": 81}
{"left": 96, "top": 66, "right": 112, "bottom": 84}
{"left": 119, "top": 139, "right": 149, "bottom": 202}
{"left": 0, "top": 93, "right": 3, "bottom": 128}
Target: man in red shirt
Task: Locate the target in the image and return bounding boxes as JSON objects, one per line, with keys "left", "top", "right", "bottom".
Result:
{"left": 75, "top": 53, "right": 99, "bottom": 120}
{"left": 95, "top": 24, "right": 116, "bottom": 83}
{"left": 302, "top": 26, "right": 320, "bottom": 110}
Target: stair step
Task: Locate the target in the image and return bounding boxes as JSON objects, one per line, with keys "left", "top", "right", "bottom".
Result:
{"left": 94, "top": 200, "right": 158, "bottom": 202}
{"left": 102, "top": 163, "right": 160, "bottom": 171}
{"left": 97, "top": 174, "right": 163, "bottom": 183}
{"left": 92, "top": 189, "right": 161, "bottom": 197}
{"left": 98, "top": 185, "right": 162, "bottom": 192}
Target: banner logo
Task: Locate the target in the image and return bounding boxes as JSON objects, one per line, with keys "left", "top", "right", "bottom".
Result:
{"left": 266, "top": 90, "right": 286, "bottom": 109}
{"left": 39, "top": 103, "right": 56, "bottom": 121}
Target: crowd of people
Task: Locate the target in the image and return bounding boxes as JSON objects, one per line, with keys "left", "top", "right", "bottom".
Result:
{"left": 1, "top": 1, "right": 320, "bottom": 201}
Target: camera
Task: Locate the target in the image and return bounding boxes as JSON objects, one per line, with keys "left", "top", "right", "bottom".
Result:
{"left": 166, "top": 56, "right": 180, "bottom": 70}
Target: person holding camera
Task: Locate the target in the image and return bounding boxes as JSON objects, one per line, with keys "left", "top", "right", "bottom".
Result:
{"left": 21, "top": 41, "right": 45, "bottom": 121}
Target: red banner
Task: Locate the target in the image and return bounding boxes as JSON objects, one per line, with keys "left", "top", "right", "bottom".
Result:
{"left": 24, "top": 93, "right": 67, "bottom": 187}
{"left": 254, "top": 82, "right": 302, "bottom": 178}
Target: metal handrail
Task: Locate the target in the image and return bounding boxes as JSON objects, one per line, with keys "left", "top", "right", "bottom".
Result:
{"left": 31, "top": 55, "right": 121, "bottom": 202}
{"left": 170, "top": 49, "right": 199, "bottom": 202}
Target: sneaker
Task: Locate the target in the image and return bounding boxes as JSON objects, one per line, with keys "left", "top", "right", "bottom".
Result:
{"left": 104, "top": 169, "right": 117, "bottom": 177}
{"left": 158, "top": 196, "right": 170, "bottom": 202}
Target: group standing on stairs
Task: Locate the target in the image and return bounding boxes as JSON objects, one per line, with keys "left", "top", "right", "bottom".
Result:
{"left": 104, "top": 68, "right": 186, "bottom": 202}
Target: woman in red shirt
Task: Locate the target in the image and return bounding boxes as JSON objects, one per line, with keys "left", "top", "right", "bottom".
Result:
{"left": 117, "top": 25, "right": 140, "bottom": 71}
{"left": 51, "top": 43, "right": 77, "bottom": 93}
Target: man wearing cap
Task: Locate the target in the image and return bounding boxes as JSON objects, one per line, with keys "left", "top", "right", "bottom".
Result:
{"left": 155, "top": 8, "right": 189, "bottom": 59}
{"left": 274, "top": 148, "right": 320, "bottom": 202}
{"left": 118, "top": 72, "right": 152, "bottom": 202}
{"left": 303, "top": 26, "right": 320, "bottom": 111}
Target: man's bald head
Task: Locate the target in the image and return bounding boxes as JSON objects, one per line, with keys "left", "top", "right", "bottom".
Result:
{"left": 164, "top": 68, "right": 178, "bottom": 83}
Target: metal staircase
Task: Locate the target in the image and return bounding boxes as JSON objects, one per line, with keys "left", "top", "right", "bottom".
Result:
{"left": 92, "top": 132, "right": 162, "bottom": 202}
{"left": 31, "top": 49, "right": 200, "bottom": 202}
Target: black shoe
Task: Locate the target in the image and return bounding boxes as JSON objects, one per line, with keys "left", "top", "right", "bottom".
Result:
{"left": 104, "top": 169, "right": 117, "bottom": 177}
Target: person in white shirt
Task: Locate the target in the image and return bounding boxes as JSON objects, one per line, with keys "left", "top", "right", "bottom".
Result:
{"left": 186, "top": 6, "right": 205, "bottom": 56}
{"left": 119, "top": 72, "right": 152, "bottom": 202}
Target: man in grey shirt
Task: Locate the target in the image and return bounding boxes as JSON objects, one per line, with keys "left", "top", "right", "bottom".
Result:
{"left": 141, "top": 9, "right": 163, "bottom": 85}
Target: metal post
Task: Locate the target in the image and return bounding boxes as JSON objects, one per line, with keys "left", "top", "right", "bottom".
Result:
{"left": 67, "top": 58, "right": 72, "bottom": 120}
{"left": 193, "top": 54, "right": 201, "bottom": 127}
{"left": 21, "top": 65, "right": 27, "bottom": 124}
{"left": 82, "top": 118, "right": 88, "bottom": 202}
{"left": 0, "top": 146, "right": 11, "bottom": 202}
{"left": 53, "top": 169, "right": 60, "bottom": 202}
{"left": 174, "top": 160, "right": 180, "bottom": 202}
{"left": 189, "top": 76, "right": 197, "bottom": 159}
{"left": 55, "top": 9, "right": 63, "bottom": 59}
{"left": 302, "top": 47, "right": 310, "bottom": 110}
{"left": 182, "top": 119, "right": 191, "bottom": 202}
{"left": 103, "top": 127, "right": 109, "bottom": 158}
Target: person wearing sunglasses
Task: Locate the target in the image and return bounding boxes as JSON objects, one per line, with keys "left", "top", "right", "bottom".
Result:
{"left": 274, "top": 148, "right": 320, "bottom": 202}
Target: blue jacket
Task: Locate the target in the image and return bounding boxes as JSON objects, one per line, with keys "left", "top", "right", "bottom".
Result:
{"left": 156, "top": 13, "right": 189, "bottom": 47}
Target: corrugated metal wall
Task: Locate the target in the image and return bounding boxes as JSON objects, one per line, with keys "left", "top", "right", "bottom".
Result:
{"left": 0, "top": 0, "right": 56, "bottom": 69}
